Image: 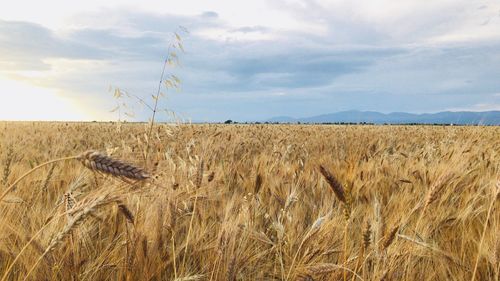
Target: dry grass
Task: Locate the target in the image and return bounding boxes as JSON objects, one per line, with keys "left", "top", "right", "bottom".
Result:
{"left": 0, "top": 122, "right": 499, "bottom": 280}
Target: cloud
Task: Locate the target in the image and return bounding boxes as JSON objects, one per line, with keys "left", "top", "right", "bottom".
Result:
{"left": 230, "top": 26, "right": 269, "bottom": 33}
{"left": 201, "top": 11, "right": 219, "bottom": 18}
{"left": 271, "top": 0, "right": 500, "bottom": 45}
{"left": 0, "top": 12, "right": 402, "bottom": 92}
{"left": 0, "top": 10, "right": 222, "bottom": 71}
{"left": 199, "top": 46, "right": 404, "bottom": 91}
{"left": 0, "top": 20, "right": 110, "bottom": 70}
{"left": 0, "top": 1, "right": 499, "bottom": 121}
{"left": 446, "top": 103, "right": 500, "bottom": 112}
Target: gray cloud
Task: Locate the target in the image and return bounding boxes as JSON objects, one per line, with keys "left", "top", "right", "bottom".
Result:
{"left": 179, "top": 46, "right": 405, "bottom": 94}
{"left": 201, "top": 11, "right": 219, "bottom": 18}
{"left": 0, "top": 11, "right": 220, "bottom": 70}
{"left": 0, "top": 20, "right": 111, "bottom": 70}
{"left": 230, "top": 26, "right": 269, "bottom": 33}
{"left": 1, "top": 4, "right": 499, "bottom": 121}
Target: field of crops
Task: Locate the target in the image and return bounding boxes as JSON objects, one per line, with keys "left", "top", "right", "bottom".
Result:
{"left": 0, "top": 122, "right": 498, "bottom": 280}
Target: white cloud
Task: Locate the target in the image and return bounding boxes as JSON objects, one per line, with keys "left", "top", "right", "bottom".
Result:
{"left": 446, "top": 103, "right": 500, "bottom": 112}
{"left": 271, "top": 92, "right": 287, "bottom": 96}
{"left": 194, "top": 27, "right": 275, "bottom": 42}
{"left": 1, "top": 1, "right": 500, "bottom": 121}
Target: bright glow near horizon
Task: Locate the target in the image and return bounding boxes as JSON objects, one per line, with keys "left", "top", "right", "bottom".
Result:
{"left": 0, "top": 78, "right": 89, "bottom": 121}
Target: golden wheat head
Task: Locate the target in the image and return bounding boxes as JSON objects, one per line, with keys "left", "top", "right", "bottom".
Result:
{"left": 77, "top": 150, "right": 150, "bottom": 180}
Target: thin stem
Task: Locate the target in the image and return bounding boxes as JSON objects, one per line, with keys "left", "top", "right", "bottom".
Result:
{"left": 144, "top": 37, "right": 174, "bottom": 166}
{"left": 143, "top": 58, "right": 166, "bottom": 165}
{"left": 402, "top": 203, "right": 427, "bottom": 279}
{"left": 209, "top": 252, "right": 220, "bottom": 281}
{"left": 144, "top": 28, "right": 184, "bottom": 165}
{"left": 351, "top": 241, "right": 366, "bottom": 281}
{"left": 286, "top": 235, "right": 308, "bottom": 280}
{"left": 344, "top": 221, "right": 349, "bottom": 281}
{"left": 172, "top": 233, "right": 177, "bottom": 279}
{"left": 123, "top": 91, "right": 155, "bottom": 112}
{"left": 471, "top": 193, "right": 497, "bottom": 281}
{"left": 23, "top": 248, "right": 48, "bottom": 281}
{"left": 180, "top": 192, "right": 199, "bottom": 273}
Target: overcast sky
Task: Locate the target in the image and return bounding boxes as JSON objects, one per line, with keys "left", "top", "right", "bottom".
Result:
{"left": 1, "top": 0, "right": 499, "bottom": 121}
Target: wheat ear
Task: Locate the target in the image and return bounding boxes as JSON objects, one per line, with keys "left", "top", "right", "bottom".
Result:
{"left": 77, "top": 150, "right": 150, "bottom": 180}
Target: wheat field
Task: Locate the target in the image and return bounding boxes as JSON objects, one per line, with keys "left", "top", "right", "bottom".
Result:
{"left": 0, "top": 122, "right": 498, "bottom": 281}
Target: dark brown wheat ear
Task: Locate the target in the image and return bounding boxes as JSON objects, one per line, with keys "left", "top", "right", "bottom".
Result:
{"left": 319, "top": 165, "right": 346, "bottom": 204}
{"left": 77, "top": 150, "right": 150, "bottom": 181}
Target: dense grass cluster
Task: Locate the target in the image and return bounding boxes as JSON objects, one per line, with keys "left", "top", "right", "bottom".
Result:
{"left": 0, "top": 122, "right": 498, "bottom": 280}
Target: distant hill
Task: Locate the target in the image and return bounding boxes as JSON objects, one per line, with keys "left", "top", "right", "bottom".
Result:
{"left": 266, "top": 110, "right": 500, "bottom": 125}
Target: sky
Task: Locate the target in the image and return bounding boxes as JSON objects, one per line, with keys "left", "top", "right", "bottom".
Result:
{"left": 0, "top": 0, "right": 500, "bottom": 122}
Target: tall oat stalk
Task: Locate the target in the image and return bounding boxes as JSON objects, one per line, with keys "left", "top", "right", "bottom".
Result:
{"left": 144, "top": 28, "right": 186, "bottom": 166}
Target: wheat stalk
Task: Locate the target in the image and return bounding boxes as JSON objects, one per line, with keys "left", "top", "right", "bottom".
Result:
{"left": 425, "top": 173, "right": 454, "bottom": 208}
{"left": 118, "top": 202, "right": 135, "bottom": 224}
{"left": 319, "top": 165, "right": 350, "bottom": 281}
{"left": 254, "top": 173, "right": 263, "bottom": 194}
{"left": 363, "top": 221, "right": 372, "bottom": 251}
{"left": 287, "top": 215, "right": 326, "bottom": 280}
{"left": 471, "top": 183, "right": 500, "bottom": 281}
{"left": 195, "top": 159, "right": 204, "bottom": 188}
{"left": 303, "top": 263, "right": 364, "bottom": 280}
{"left": 2, "top": 146, "right": 14, "bottom": 186}
{"left": 382, "top": 225, "right": 399, "bottom": 250}
{"left": 1, "top": 150, "right": 149, "bottom": 203}
{"left": 319, "top": 165, "right": 346, "bottom": 204}
{"left": 181, "top": 158, "right": 204, "bottom": 274}
{"left": 41, "top": 164, "right": 56, "bottom": 194}
{"left": 353, "top": 219, "right": 371, "bottom": 281}
{"left": 23, "top": 193, "right": 118, "bottom": 281}
{"left": 64, "top": 192, "right": 76, "bottom": 220}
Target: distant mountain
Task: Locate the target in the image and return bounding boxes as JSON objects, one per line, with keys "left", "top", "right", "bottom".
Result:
{"left": 266, "top": 110, "right": 500, "bottom": 125}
